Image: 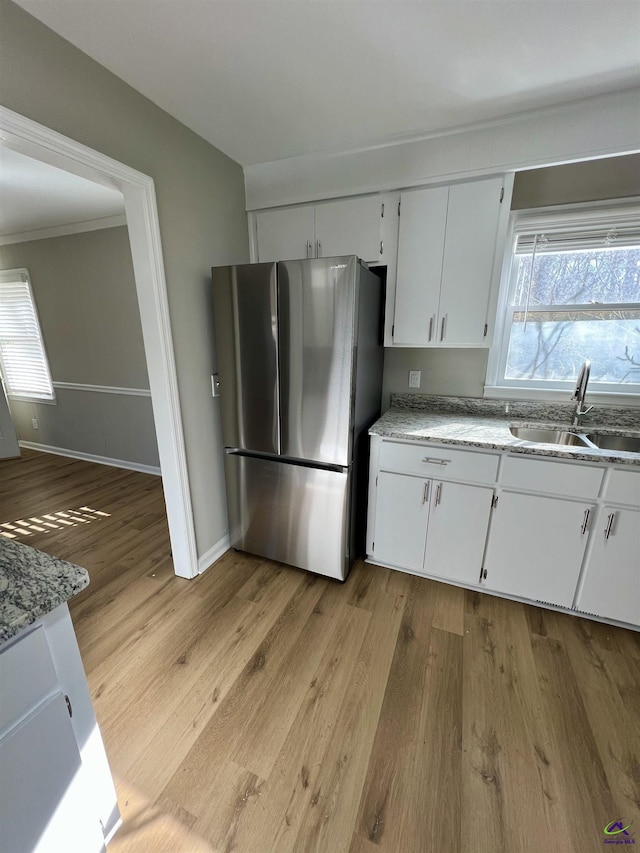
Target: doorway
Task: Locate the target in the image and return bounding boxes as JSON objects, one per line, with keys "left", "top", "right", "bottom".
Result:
{"left": 0, "top": 106, "right": 197, "bottom": 579}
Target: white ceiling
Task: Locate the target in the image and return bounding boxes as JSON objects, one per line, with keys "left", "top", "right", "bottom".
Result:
{"left": 14, "top": 0, "right": 640, "bottom": 167}
{"left": 0, "top": 147, "right": 125, "bottom": 237}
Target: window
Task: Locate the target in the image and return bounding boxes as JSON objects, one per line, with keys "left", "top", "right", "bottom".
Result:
{"left": 0, "top": 268, "right": 55, "bottom": 401}
{"left": 489, "top": 203, "right": 640, "bottom": 397}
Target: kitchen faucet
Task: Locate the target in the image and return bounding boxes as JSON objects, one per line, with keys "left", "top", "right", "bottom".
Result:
{"left": 571, "top": 359, "right": 593, "bottom": 426}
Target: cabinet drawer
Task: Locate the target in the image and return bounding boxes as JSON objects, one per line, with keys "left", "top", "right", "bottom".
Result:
{"left": 0, "top": 626, "right": 58, "bottom": 733}
{"left": 502, "top": 455, "right": 603, "bottom": 499}
{"left": 379, "top": 441, "right": 499, "bottom": 484}
{"left": 606, "top": 469, "right": 640, "bottom": 507}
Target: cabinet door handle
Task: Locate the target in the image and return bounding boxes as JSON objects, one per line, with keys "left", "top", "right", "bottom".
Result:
{"left": 580, "top": 508, "right": 590, "bottom": 535}
{"left": 435, "top": 482, "right": 442, "bottom": 506}
{"left": 422, "top": 457, "right": 450, "bottom": 465}
{"left": 440, "top": 314, "right": 447, "bottom": 341}
{"left": 65, "top": 694, "right": 73, "bottom": 718}
{"left": 422, "top": 481, "right": 430, "bottom": 505}
{"left": 428, "top": 315, "right": 434, "bottom": 341}
{"left": 604, "top": 512, "right": 615, "bottom": 540}
{"left": 316, "top": 239, "right": 322, "bottom": 257}
{"left": 306, "top": 240, "right": 313, "bottom": 258}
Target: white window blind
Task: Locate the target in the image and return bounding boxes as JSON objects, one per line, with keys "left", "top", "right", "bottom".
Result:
{"left": 0, "top": 269, "right": 54, "bottom": 401}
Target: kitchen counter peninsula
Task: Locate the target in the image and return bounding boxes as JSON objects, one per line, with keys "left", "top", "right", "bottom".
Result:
{"left": 0, "top": 537, "right": 89, "bottom": 645}
{"left": 0, "top": 538, "right": 120, "bottom": 850}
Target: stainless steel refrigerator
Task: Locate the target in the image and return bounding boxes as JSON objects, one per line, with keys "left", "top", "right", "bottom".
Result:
{"left": 212, "top": 255, "right": 383, "bottom": 580}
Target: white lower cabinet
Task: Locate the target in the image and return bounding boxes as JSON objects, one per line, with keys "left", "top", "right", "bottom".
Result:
{"left": 372, "top": 470, "right": 493, "bottom": 586}
{"left": 423, "top": 480, "right": 493, "bottom": 585}
{"left": 372, "top": 471, "right": 429, "bottom": 570}
{"left": 483, "top": 492, "right": 593, "bottom": 608}
{"left": 577, "top": 506, "right": 640, "bottom": 625}
{"left": 368, "top": 438, "right": 639, "bottom": 629}
{"left": 0, "top": 692, "right": 107, "bottom": 853}
{"left": 0, "top": 604, "right": 119, "bottom": 851}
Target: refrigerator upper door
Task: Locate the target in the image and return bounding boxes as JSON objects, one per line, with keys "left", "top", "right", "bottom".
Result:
{"left": 212, "top": 263, "right": 280, "bottom": 454}
{"left": 278, "top": 256, "right": 357, "bottom": 467}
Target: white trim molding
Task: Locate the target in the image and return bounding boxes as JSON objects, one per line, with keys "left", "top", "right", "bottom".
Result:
{"left": 0, "top": 215, "right": 127, "bottom": 246}
{"left": 197, "top": 534, "right": 230, "bottom": 574}
{"left": 19, "top": 441, "right": 162, "bottom": 476}
{"left": 52, "top": 382, "right": 151, "bottom": 397}
{"left": 0, "top": 106, "right": 198, "bottom": 579}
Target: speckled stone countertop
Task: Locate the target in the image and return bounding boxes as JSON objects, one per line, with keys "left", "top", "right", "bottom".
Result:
{"left": 370, "top": 394, "right": 640, "bottom": 467}
{"left": 0, "top": 538, "right": 89, "bottom": 646}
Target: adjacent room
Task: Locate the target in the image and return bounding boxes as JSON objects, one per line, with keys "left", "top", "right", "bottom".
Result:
{"left": 0, "top": 2, "right": 639, "bottom": 852}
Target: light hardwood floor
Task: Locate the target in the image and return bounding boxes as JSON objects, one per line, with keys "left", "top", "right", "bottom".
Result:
{"left": 1, "top": 448, "right": 639, "bottom": 852}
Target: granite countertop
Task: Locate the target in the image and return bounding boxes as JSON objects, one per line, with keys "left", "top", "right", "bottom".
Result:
{"left": 370, "top": 394, "right": 640, "bottom": 467}
{"left": 0, "top": 538, "right": 89, "bottom": 646}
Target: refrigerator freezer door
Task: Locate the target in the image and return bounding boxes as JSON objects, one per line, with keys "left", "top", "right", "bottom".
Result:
{"left": 212, "top": 263, "right": 280, "bottom": 454}
{"left": 224, "top": 452, "right": 350, "bottom": 580}
{"left": 278, "top": 256, "right": 357, "bottom": 467}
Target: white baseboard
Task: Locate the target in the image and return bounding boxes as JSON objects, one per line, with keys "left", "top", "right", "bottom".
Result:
{"left": 19, "top": 441, "right": 162, "bottom": 476}
{"left": 198, "top": 534, "right": 230, "bottom": 574}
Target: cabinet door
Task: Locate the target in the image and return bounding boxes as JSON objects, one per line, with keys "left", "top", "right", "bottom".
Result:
{"left": 0, "top": 692, "right": 106, "bottom": 853}
{"left": 314, "top": 196, "right": 383, "bottom": 262}
{"left": 578, "top": 507, "right": 640, "bottom": 625}
{"left": 438, "top": 177, "right": 503, "bottom": 345}
{"left": 256, "top": 206, "right": 315, "bottom": 262}
{"left": 425, "top": 481, "right": 493, "bottom": 585}
{"left": 393, "top": 186, "right": 448, "bottom": 344}
{"left": 484, "top": 492, "right": 591, "bottom": 607}
{"left": 372, "top": 471, "right": 429, "bottom": 570}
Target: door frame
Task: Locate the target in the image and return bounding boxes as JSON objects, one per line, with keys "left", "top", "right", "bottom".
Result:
{"left": 0, "top": 105, "right": 198, "bottom": 579}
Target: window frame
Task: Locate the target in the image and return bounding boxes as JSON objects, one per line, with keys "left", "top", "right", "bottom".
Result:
{"left": 485, "top": 198, "right": 640, "bottom": 406}
{"left": 0, "top": 268, "right": 56, "bottom": 404}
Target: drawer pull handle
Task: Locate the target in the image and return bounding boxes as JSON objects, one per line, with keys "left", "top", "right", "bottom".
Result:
{"left": 604, "top": 512, "right": 615, "bottom": 540}
{"left": 422, "top": 457, "right": 450, "bottom": 465}
{"left": 440, "top": 315, "right": 447, "bottom": 341}
{"left": 580, "top": 508, "right": 590, "bottom": 535}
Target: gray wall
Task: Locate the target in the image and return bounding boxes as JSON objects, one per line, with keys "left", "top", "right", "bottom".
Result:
{"left": 382, "top": 154, "right": 640, "bottom": 409}
{"left": 0, "top": 226, "right": 159, "bottom": 468}
{"left": 0, "top": 0, "right": 249, "bottom": 556}
{"left": 512, "top": 153, "right": 640, "bottom": 210}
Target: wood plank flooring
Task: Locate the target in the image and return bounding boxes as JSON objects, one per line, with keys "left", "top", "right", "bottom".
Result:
{"left": 1, "top": 448, "right": 639, "bottom": 852}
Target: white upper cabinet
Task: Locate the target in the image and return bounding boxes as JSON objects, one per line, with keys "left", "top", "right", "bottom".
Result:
{"left": 314, "top": 196, "right": 384, "bottom": 262}
{"left": 256, "top": 206, "right": 316, "bottom": 262}
{"left": 393, "top": 185, "right": 448, "bottom": 345}
{"left": 255, "top": 195, "right": 389, "bottom": 264}
{"left": 393, "top": 176, "right": 506, "bottom": 347}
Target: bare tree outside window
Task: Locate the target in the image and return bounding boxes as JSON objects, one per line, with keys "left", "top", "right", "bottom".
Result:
{"left": 504, "top": 244, "right": 640, "bottom": 386}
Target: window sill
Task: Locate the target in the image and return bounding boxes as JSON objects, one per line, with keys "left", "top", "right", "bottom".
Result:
{"left": 8, "top": 394, "right": 57, "bottom": 406}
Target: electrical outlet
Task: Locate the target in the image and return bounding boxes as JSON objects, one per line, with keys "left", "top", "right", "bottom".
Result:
{"left": 31, "top": 418, "right": 39, "bottom": 430}
{"left": 408, "top": 370, "right": 421, "bottom": 389}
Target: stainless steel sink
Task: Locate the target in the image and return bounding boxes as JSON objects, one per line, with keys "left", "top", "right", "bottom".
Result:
{"left": 584, "top": 433, "right": 640, "bottom": 453}
{"left": 509, "top": 426, "right": 592, "bottom": 447}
